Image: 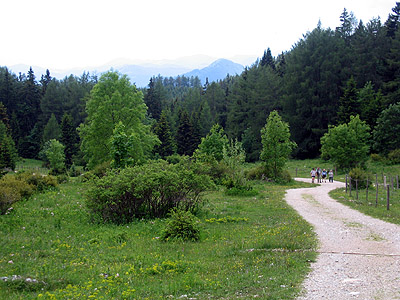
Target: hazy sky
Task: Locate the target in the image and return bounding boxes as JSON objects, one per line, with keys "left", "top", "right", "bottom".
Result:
{"left": 0, "top": 0, "right": 396, "bottom": 69}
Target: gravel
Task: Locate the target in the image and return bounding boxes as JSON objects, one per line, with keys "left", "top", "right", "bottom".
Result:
{"left": 285, "top": 178, "right": 400, "bottom": 299}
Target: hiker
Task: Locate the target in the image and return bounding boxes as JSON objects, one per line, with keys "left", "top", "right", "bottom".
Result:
{"left": 328, "top": 169, "right": 334, "bottom": 182}
{"left": 310, "top": 168, "right": 316, "bottom": 183}
{"left": 316, "top": 167, "right": 321, "bottom": 183}
{"left": 322, "top": 169, "right": 327, "bottom": 183}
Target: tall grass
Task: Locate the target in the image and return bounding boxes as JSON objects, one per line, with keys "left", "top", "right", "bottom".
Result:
{"left": 0, "top": 179, "right": 317, "bottom": 299}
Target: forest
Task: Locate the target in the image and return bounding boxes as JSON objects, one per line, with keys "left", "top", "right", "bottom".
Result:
{"left": 1, "top": 4, "right": 400, "bottom": 169}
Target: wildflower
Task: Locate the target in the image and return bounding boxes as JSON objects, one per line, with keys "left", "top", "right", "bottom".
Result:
{"left": 8, "top": 260, "right": 13, "bottom": 264}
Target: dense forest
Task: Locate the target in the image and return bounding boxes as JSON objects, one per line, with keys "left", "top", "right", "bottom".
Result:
{"left": 2, "top": 4, "right": 400, "bottom": 168}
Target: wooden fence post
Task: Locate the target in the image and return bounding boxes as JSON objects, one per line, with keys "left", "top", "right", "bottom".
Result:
{"left": 349, "top": 177, "right": 352, "bottom": 197}
{"left": 384, "top": 175, "right": 387, "bottom": 188}
{"left": 356, "top": 179, "right": 358, "bottom": 201}
{"left": 397, "top": 175, "right": 399, "bottom": 190}
{"left": 345, "top": 175, "right": 348, "bottom": 193}
{"left": 387, "top": 185, "right": 390, "bottom": 211}
{"left": 375, "top": 174, "right": 378, "bottom": 207}
{"left": 391, "top": 176, "right": 394, "bottom": 191}
{"left": 366, "top": 178, "right": 369, "bottom": 204}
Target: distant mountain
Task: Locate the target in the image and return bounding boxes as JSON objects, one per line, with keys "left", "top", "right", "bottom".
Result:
{"left": 183, "top": 59, "right": 244, "bottom": 84}
{"left": 6, "top": 56, "right": 248, "bottom": 88}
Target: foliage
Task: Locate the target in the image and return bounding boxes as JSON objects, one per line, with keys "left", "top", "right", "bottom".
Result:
{"left": 152, "top": 110, "right": 175, "bottom": 158}
{"left": 160, "top": 208, "right": 202, "bottom": 242}
{"left": 15, "top": 171, "right": 58, "bottom": 192}
{"left": 0, "top": 175, "right": 34, "bottom": 214}
{"left": 45, "top": 139, "right": 66, "bottom": 175}
{"left": 81, "top": 161, "right": 111, "bottom": 182}
{"left": 42, "top": 113, "right": 61, "bottom": 143}
{"left": 388, "top": 149, "right": 400, "bottom": 164}
{"left": 60, "top": 113, "right": 79, "bottom": 167}
{"left": 222, "top": 138, "right": 252, "bottom": 193}
{"left": 0, "top": 178, "right": 317, "bottom": 300}
{"left": 86, "top": 160, "right": 213, "bottom": 224}
{"left": 194, "top": 124, "right": 228, "bottom": 162}
{"left": 0, "top": 121, "right": 18, "bottom": 172}
{"left": 348, "top": 167, "right": 371, "bottom": 189}
{"left": 372, "top": 102, "right": 400, "bottom": 154}
{"left": 110, "top": 122, "right": 136, "bottom": 168}
{"left": 260, "top": 110, "right": 296, "bottom": 179}
{"left": 321, "top": 115, "right": 370, "bottom": 170}
{"left": 79, "top": 70, "right": 158, "bottom": 169}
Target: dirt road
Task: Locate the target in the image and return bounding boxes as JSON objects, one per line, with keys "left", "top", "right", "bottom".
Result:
{"left": 285, "top": 178, "right": 400, "bottom": 299}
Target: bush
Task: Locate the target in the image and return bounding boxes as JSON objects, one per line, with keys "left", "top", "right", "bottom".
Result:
{"left": 0, "top": 175, "right": 34, "bottom": 214}
{"left": 15, "top": 172, "right": 58, "bottom": 192}
{"left": 370, "top": 153, "right": 385, "bottom": 163}
{"left": 348, "top": 167, "right": 371, "bottom": 189}
{"left": 81, "top": 161, "right": 111, "bottom": 182}
{"left": 388, "top": 149, "right": 400, "bottom": 165}
{"left": 224, "top": 185, "right": 258, "bottom": 197}
{"left": 86, "top": 160, "right": 213, "bottom": 224}
{"left": 245, "top": 164, "right": 268, "bottom": 180}
{"left": 161, "top": 208, "right": 202, "bottom": 242}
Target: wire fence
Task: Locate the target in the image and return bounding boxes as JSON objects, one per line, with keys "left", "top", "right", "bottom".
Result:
{"left": 344, "top": 174, "right": 400, "bottom": 210}
{"left": 14, "top": 165, "right": 49, "bottom": 175}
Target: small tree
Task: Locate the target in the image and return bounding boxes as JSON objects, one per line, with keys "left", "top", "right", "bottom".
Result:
{"left": 43, "top": 113, "right": 61, "bottom": 143}
{"left": 260, "top": 111, "right": 296, "bottom": 179}
{"left": 321, "top": 115, "right": 370, "bottom": 170}
{"left": 45, "top": 139, "right": 65, "bottom": 174}
{"left": 0, "top": 122, "right": 18, "bottom": 172}
{"left": 193, "top": 124, "right": 228, "bottom": 162}
{"left": 372, "top": 102, "right": 400, "bottom": 155}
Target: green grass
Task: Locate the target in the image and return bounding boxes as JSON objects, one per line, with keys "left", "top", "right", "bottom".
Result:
{"left": 15, "top": 159, "right": 49, "bottom": 175}
{"left": 329, "top": 185, "right": 400, "bottom": 225}
{"left": 0, "top": 179, "right": 317, "bottom": 300}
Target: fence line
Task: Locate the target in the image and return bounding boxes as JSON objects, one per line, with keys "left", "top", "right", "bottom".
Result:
{"left": 345, "top": 173, "right": 399, "bottom": 210}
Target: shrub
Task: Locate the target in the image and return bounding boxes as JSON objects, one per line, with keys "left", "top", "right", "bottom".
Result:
{"left": 81, "top": 161, "right": 111, "bottom": 182}
{"left": 388, "top": 149, "right": 400, "bottom": 165}
{"left": 86, "top": 160, "right": 213, "bottom": 224}
{"left": 224, "top": 185, "right": 258, "bottom": 197}
{"left": 160, "top": 208, "right": 201, "bottom": 242}
{"left": 15, "top": 172, "right": 58, "bottom": 192}
{"left": 245, "top": 164, "right": 268, "bottom": 180}
{"left": 0, "top": 175, "right": 34, "bottom": 214}
{"left": 348, "top": 167, "right": 371, "bottom": 189}
{"left": 370, "top": 153, "right": 385, "bottom": 163}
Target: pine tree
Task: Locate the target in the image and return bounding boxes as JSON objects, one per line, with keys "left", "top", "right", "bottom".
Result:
{"left": 176, "top": 110, "right": 196, "bottom": 156}
{"left": 43, "top": 113, "right": 61, "bottom": 143}
{"left": 337, "top": 76, "right": 360, "bottom": 124}
{"left": 0, "top": 121, "right": 18, "bottom": 171}
{"left": 144, "top": 77, "right": 164, "bottom": 120}
{"left": 153, "top": 110, "right": 175, "bottom": 158}
{"left": 60, "top": 113, "right": 79, "bottom": 167}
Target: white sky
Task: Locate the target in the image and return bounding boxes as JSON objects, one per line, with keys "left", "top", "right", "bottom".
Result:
{"left": 0, "top": 0, "right": 396, "bottom": 70}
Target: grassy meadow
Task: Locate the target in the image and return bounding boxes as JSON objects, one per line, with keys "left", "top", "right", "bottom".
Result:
{"left": 0, "top": 167, "right": 318, "bottom": 299}
{"left": 328, "top": 162, "right": 400, "bottom": 225}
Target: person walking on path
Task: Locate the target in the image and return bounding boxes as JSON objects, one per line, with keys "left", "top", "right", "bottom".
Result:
{"left": 310, "top": 168, "right": 316, "bottom": 183}
{"left": 321, "top": 169, "right": 327, "bottom": 183}
{"left": 316, "top": 167, "right": 321, "bottom": 183}
{"left": 328, "top": 169, "right": 334, "bottom": 182}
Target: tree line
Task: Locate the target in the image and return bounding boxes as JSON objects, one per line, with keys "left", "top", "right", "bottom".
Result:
{"left": 1, "top": 3, "right": 400, "bottom": 170}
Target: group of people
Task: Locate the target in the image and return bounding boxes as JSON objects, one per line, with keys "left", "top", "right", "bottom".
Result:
{"left": 310, "top": 167, "right": 334, "bottom": 183}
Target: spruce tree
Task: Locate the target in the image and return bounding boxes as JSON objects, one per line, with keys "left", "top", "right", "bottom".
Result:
{"left": 153, "top": 110, "right": 175, "bottom": 158}
{"left": 176, "top": 110, "right": 196, "bottom": 156}
{"left": 60, "top": 113, "right": 79, "bottom": 167}
{"left": 337, "top": 76, "right": 360, "bottom": 124}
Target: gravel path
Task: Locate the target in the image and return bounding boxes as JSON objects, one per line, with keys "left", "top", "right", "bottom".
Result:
{"left": 285, "top": 178, "right": 400, "bottom": 299}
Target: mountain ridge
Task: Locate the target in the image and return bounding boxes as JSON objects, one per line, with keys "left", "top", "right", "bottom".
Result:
{"left": 6, "top": 56, "right": 250, "bottom": 87}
